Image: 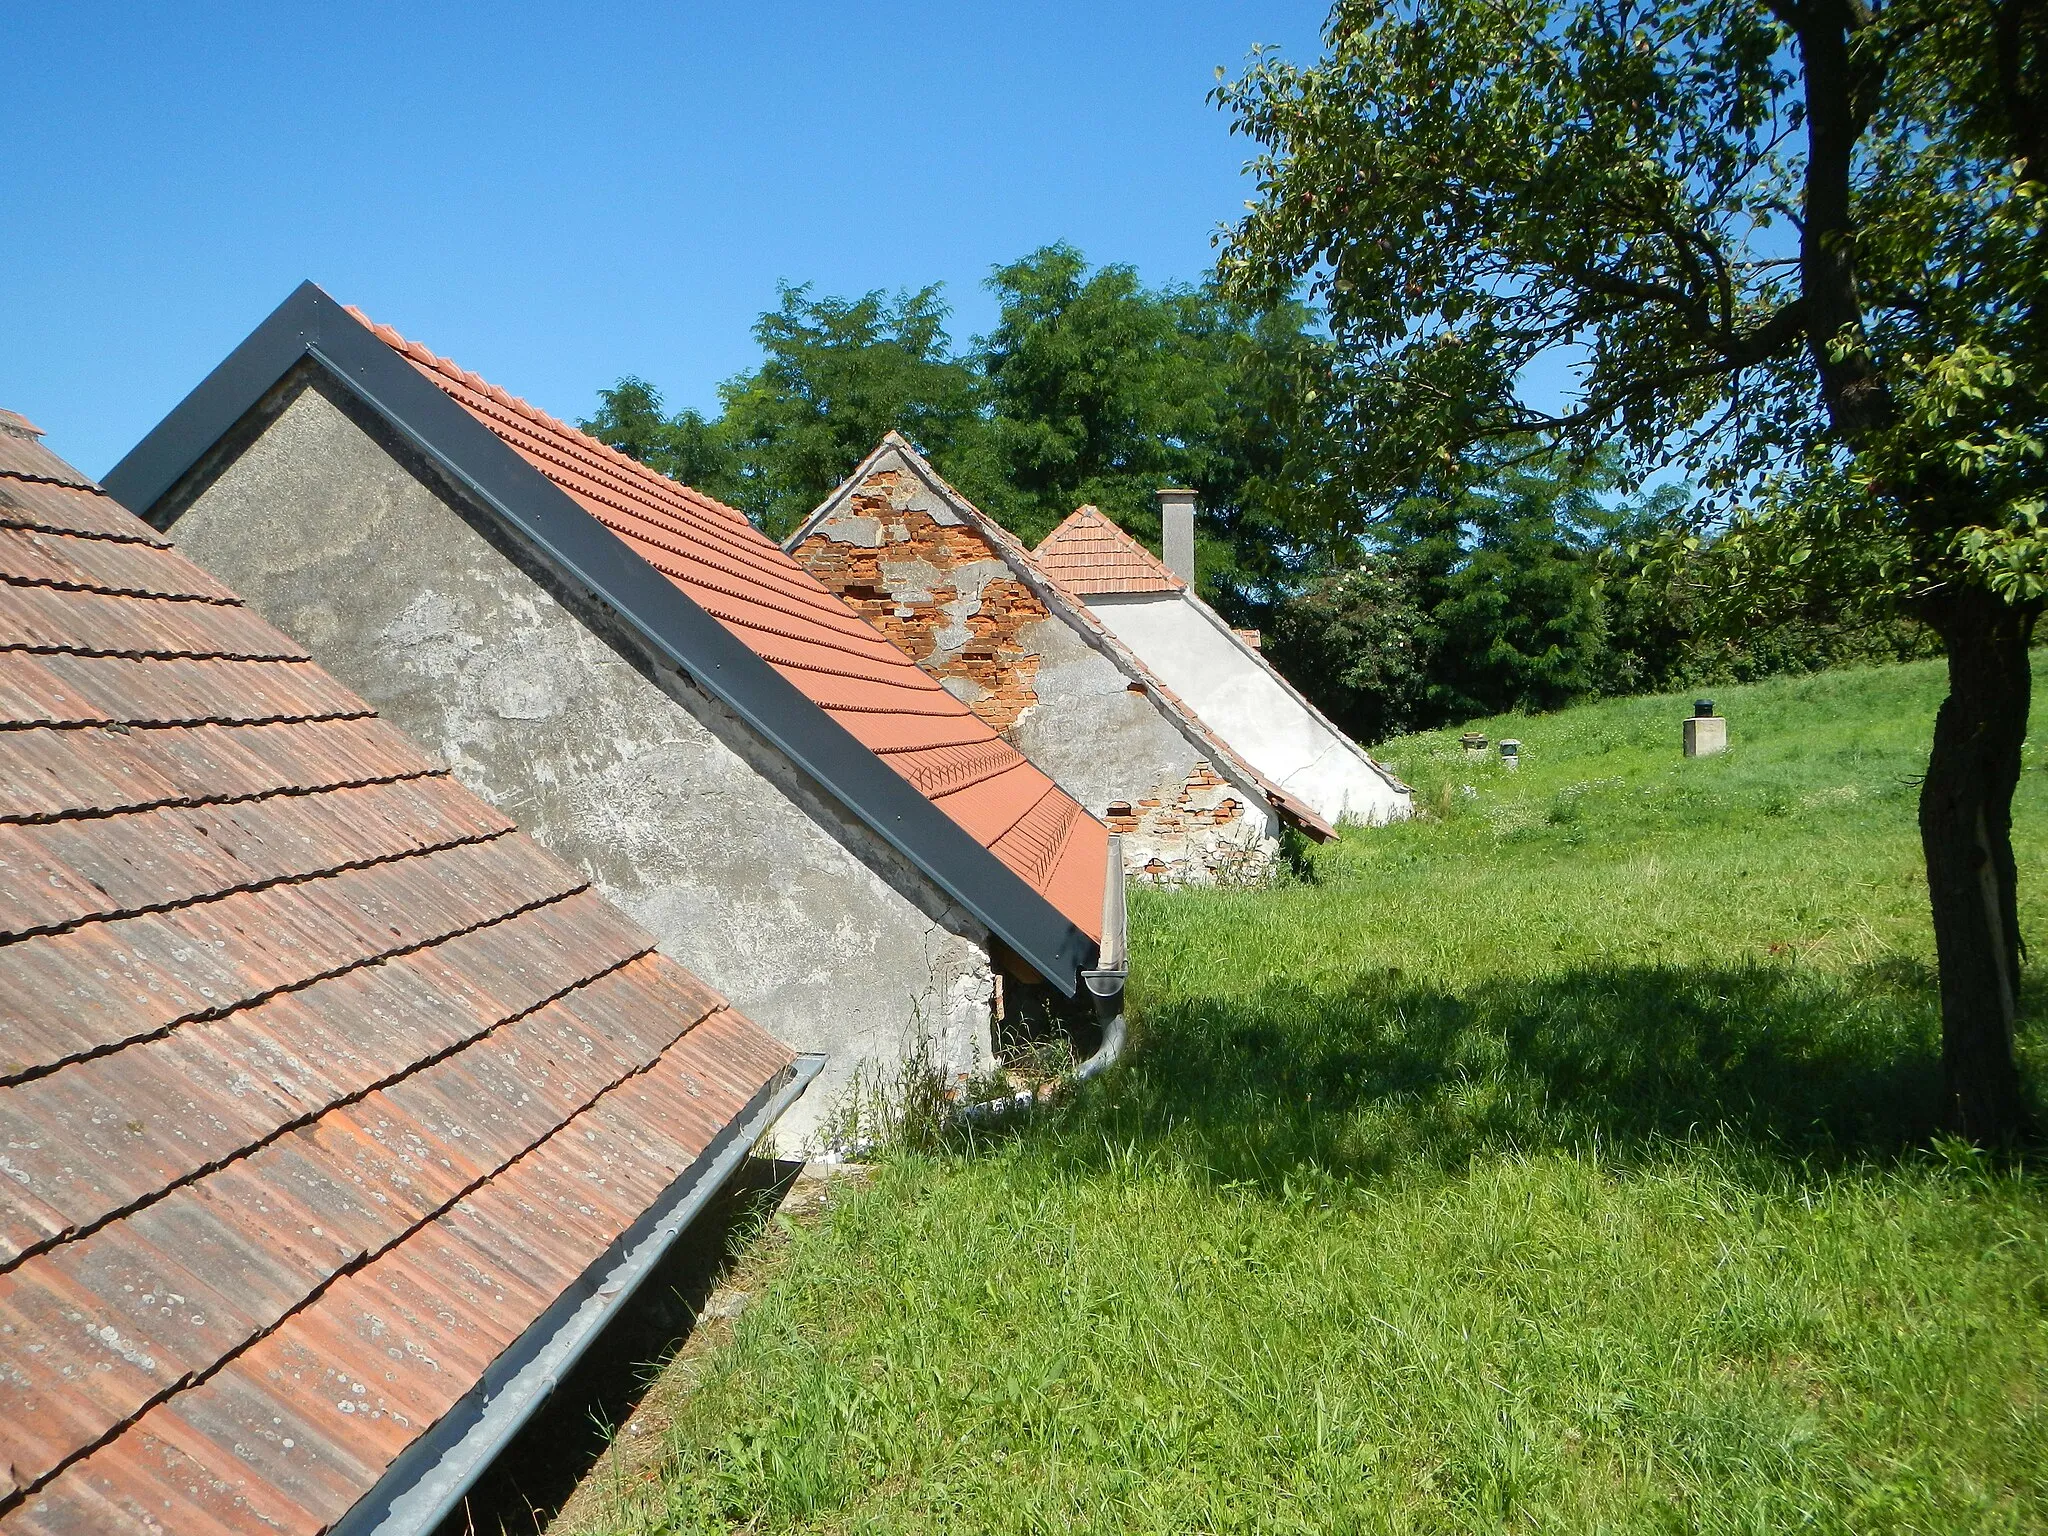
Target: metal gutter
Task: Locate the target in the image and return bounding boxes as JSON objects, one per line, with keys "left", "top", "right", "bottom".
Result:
{"left": 963, "top": 835, "right": 1127, "bottom": 1121}
{"left": 330, "top": 1050, "right": 826, "bottom": 1536}
{"left": 103, "top": 283, "right": 1095, "bottom": 995}
{"left": 1074, "top": 833, "right": 1128, "bottom": 1080}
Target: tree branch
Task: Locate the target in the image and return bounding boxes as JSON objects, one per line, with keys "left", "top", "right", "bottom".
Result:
{"left": 1790, "top": 0, "right": 1895, "bottom": 444}
{"left": 1994, "top": 0, "right": 2048, "bottom": 176}
{"left": 1475, "top": 299, "right": 1804, "bottom": 439}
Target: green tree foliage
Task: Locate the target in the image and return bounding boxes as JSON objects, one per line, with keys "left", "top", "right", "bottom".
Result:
{"left": 583, "top": 248, "right": 1345, "bottom": 603}
{"left": 1271, "top": 453, "right": 1637, "bottom": 740}
{"left": 1270, "top": 456, "right": 1938, "bottom": 744}
{"left": 974, "top": 246, "right": 1345, "bottom": 598}
{"left": 582, "top": 376, "right": 739, "bottom": 504}
{"left": 1272, "top": 455, "right": 1616, "bottom": 740}
{"left": 1601, "top": 503, "right": 1939, "bottom": 692}
{"left": 1215, "top": 0, "right": 2048, "bottom": 1139}
{"left": 1265, "top": 557, "right": 1428, "bottom": 744}
{"left": 719, "top": 283, "right": 985, "bottom": 537}
{"left": 1404, "top": 455, "right": 1615, "bottom": 720}
{"left": 584, "top": 285, "right": 983, "bottom": 539}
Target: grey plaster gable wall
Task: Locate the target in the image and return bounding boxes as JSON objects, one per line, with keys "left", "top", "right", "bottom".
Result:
{"left": 160, "top": 378, "right": 991, "bottom": 1148}
{"left": 1011, "top": 614, "right": 1280, "bottom": 884}
{"left": 1011, "top": 614, "right": 1209, "bottom": 814}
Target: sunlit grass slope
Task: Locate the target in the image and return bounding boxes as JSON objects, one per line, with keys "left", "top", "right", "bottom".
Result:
{"left": 597, "top": 656, "right": 2048, "bottom": 1535}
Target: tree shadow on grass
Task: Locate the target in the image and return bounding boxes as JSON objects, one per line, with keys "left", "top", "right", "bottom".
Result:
{"left": 1024, "top": 955, "right": 2019, "bottom": 1191}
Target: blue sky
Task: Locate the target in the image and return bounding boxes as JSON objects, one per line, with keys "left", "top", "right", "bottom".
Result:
{"left": 3, "top": 1, "right": 1335, "bottom": 477}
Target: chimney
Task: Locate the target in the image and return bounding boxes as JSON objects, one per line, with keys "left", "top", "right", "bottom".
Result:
{"left": 1157, "top": 488, "right": 1197, "bottom": 586}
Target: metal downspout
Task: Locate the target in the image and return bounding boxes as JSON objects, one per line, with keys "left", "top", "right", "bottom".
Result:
{"left": 962, "top": 835, "right": 1128, "bottom": 1123}
{"left": 1074, "top": 833, "right": 1128, "bottom": 1081}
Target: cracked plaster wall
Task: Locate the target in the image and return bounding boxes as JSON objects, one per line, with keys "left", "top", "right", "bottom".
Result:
{"left": 1011, "top": 613, "right": 1279, "bottom": 884}
{"left": 160, "top": 378, "right": 992, "bottom": 1149}
{"left": 793, "top": 466, "right": 1044, "bottom": 733}
{"left": 796, "top": 461, "right": 1280, "bottom": 884}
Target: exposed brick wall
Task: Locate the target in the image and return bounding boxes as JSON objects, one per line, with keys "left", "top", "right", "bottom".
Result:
{"left": 794, "top": 467, "right": 1049, "bottom": 735}
{"left": 1106, "top": 760, "right": 1274, "bottom": 885}
{"left": 799, "top": 453, "right": 1283, "bottom": 886}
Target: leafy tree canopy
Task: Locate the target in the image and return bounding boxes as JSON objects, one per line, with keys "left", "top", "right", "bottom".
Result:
{"left": 581, "top": 247, "right": 1346, "bottom": 602}
{"left": 586, "top": 285, "right": 982, "bottom": 538}
{"left": 1214, "top": 0, "right": 2048, "bottom": 1138}
{"left": 581, "top": 376, "right": 736, "bottom": 501}
{"left": 975, "top": 246, "right": 1345, "bottom": 588}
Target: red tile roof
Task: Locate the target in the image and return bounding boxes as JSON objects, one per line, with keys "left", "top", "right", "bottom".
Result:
{"left": 347, "top": 313, "right": 1108, "bottom": 944}
{"left": 1031, "top": 505, "right": 1184, "bottom": 596}
{"left": 0, "top": 415, "right": 795, "bottom": 1533}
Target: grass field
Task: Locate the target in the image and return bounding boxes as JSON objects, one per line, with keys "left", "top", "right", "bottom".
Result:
{"left": 573, "top": 656, "right": 2048, "bottom": 1534}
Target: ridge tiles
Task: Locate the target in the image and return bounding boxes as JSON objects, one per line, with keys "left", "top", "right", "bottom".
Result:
{"left": 342, "top": 312, "right": 1106, "bottom": 942}
{"left": 0, "top": 417, "right": 794, "bottom": 1534}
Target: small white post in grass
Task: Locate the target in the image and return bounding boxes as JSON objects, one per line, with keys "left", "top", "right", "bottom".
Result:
{"left": 1684, "top": 699, "right": 1728, "bottom": 757}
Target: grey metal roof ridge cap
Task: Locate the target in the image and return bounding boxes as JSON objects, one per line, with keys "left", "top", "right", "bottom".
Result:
{"left": 105, "top": 284, "right": 1095, "bottom": 992}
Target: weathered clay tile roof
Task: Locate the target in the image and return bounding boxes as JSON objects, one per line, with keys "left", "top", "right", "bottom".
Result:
{"left": 1031, "top": 505, "right": 1185, "bottom": 596}
{"left": 0, "top": 415, "right": 798, "bottom": 1534}
{"left": 349, "top": 314, "right": 1108, "bottom": 943}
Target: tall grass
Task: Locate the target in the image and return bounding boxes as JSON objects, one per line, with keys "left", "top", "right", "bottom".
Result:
{"left": 586, "top": 657, "right": 2048, "bottom": 1534}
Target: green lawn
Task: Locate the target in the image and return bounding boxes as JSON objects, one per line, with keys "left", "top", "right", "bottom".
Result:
{"left": 590, "top": 657, "right": 2048, "bottom": 1534}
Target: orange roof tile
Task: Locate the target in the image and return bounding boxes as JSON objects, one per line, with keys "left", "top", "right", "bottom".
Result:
{"left": 347, "top": 312, "right": 1107, "bottom": 943}
{"left": 1031, "top": 505, "right": 1185, "bottom": 596}
{"left": 0, "top": 416, "right": 798, "bottom": 1532}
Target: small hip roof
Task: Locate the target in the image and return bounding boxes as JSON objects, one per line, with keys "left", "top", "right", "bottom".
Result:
{"left": 1032, "top": 505, "right": 1185, "bottom": 596}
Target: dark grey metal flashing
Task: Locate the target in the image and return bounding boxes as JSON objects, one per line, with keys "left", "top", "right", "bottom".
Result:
{"left": 106, "top": 283, "right": 1093, "bottom": 993}
{"left": 329, "top": 1051, "right": 826, "bottom": 1536}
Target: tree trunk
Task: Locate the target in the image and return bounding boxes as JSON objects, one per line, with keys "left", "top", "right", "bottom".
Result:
{"left": 1920, "top": 585, "right": 2038, "bottom": 1143}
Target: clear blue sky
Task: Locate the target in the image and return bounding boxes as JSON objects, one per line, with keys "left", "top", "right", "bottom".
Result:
{"left": 3, "top": 1, "right": 1335, "bottom": 478}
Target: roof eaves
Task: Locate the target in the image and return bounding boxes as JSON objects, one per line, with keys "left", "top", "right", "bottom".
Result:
{"left": 104, "top": 283, "right": 1096, "bottom": 994}
{"left": 330, "top": 1051, "right": 822, "bottom": 1536}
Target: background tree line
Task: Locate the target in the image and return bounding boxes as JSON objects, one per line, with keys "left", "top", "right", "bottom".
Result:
{"left": 584, "top": 243, "right": 1330, "bottom": 604}
{"left": 586, "top": 243, "right": 1920, "bottom": 747}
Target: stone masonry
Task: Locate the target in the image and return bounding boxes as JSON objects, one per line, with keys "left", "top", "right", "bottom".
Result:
{"left": 791, "top": 437, "right": 1287, "bottom": 886}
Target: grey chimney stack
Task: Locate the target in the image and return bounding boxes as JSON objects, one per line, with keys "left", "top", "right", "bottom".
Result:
{"left": 1158, "top": 488, "right": 1197, "bottom": 586}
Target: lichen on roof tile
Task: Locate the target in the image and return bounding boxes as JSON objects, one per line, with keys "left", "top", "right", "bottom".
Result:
{"left": 0, "top": 417, "right": 795, "bottom": 1533}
